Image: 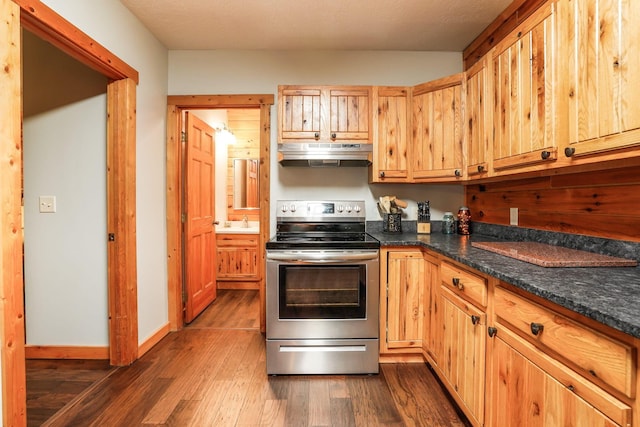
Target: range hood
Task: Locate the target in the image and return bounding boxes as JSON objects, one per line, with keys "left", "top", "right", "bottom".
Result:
{"left": 278, "top": 143, "right": 372, "bottom": 167}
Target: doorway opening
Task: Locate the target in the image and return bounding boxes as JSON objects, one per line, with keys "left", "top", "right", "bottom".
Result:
{"left": 166, "top": 96, "right": 274, "bottom": 332}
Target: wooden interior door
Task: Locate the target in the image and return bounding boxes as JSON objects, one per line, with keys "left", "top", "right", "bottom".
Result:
{"left": 184, "top": 112, "right": 217, "bottom": 323}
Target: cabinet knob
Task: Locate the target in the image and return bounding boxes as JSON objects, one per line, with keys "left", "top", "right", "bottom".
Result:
{"left": 530, "top": 322, "right": 544, "bottom": 336}
{"left": 477, "top": 165, "right": 485, "bottom": 173}
{"left": 471, "top": 315, "right": 480, "bottom": 325}
{"left": 314, "top": 132, "right": 320, "bottom": 139}
{"left": 379, "top": 171, "right": 385, "bottom": 178}
{"left": 331, "top": 133, "right": 337, "bottom": 139}
{"left": 213, "top": 220, "right": 219, "bottom": 225}
{"left": 487, "top": 326, "right": 498, "bottom": 338}
{"left": 541, "top": 150, "right": 551, "bottom": 160}
{"left": 454, "top": 169, "right": 462, "bottom": 177}
{"left": 564, "top": 147, "right": 576, "bottom": 157}
{"left": 452, "top": 277, "right": 464, "bottom": 291}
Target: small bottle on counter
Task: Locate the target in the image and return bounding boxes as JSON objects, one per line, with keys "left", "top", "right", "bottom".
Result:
{"left": 457, "top": 206, "right": 472, "bottom": 235}
{"left": 442, "top": 212, "right": 455, "bottom": 234}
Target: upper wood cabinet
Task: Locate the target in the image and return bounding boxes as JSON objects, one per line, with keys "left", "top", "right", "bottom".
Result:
{"left": 557, "top": 0, "right": 640, "bottom": 160}
{"left": 412, "top": 74, "right": 466, "bottom": 182}
{"left": 465, "top": 55, "right": 492, "bottom": 179}
{"left": 371, "top": 86, "right": 411, "bottom": 183}
{"left": 491, "top": 2, "right": 559, "bottom": 174}
{"left": 278, "top": 85, "right": 372, "bottom": 144}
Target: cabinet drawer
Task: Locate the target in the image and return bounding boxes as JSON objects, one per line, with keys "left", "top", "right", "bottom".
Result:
{"left": 216, "top": 235, "right": 258, "bottom": 247}
{"left": 440, "top": 261, "right": 487, "bottom": 307}
{"left": 494, "top": 286, "right": 636, "bottom": 398}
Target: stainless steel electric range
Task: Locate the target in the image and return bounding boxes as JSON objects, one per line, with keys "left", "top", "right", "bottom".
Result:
{"left": 265, "top": 200, "right": 380, "bottom": 375}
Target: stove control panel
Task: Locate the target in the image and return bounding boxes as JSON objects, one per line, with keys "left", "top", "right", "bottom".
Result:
{"left": 276, "top": 200, "right": 366, "bottom": 221}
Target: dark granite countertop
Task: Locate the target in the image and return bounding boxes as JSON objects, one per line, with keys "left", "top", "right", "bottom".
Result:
{"left": 367, "top": 222, "right": 640, "bottom": 339}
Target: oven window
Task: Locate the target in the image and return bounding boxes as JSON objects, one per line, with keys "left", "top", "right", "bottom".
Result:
{"left": 278, "top": 265, "right": 366, "bottom": 319}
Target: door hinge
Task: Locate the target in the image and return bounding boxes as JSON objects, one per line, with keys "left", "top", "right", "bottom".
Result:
{"left": 108, "top": 233, "right": 115, "bottom": 242}
{"left": 181, "top": 213, "right": 186, "bottom": 223}
{"left": 181, "top": 131, "right": 186, "bottom": 143}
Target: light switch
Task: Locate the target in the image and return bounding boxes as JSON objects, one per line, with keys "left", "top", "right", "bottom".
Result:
{"left": 39, "top": 196, "right": 56, "bottom": 213}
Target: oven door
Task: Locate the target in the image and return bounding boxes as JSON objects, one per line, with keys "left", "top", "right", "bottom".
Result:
{"left": 266, "top": 249, "right": 379, "bottom": 340}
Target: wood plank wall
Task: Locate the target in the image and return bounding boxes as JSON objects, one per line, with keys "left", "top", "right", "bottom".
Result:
{"left": 226, "top": 109, "right": 261, "bottom": 221}
{"left": 466, "top": 166, "right": 640, "bottom": 242}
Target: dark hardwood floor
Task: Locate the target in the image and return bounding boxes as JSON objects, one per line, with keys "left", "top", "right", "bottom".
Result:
{"left": 27, "top": 289, "right": 469, "bottom": 426}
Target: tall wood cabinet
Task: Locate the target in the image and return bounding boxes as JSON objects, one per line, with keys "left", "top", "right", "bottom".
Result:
{"left": 412, "top": 74, "right": 465, "bottom": 182}
{"left": 371, "top": 87, "right": 411, "bottom": 183}
{"left": 558, "top": 0, "right": 640, "bottom": 161}
{"left": 491, "top": 2, "right": 559, "bottom": 173}
{"left": 278, "top": 85, "right": 372, "bottom": 144}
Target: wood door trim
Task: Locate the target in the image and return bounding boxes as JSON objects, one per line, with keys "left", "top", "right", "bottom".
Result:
{"left": 166, "top": 95, "right": 273, "bottom": 332}
{"left": 2, "top": 1, "right": 139, "bottom": 424}
{"left": 16, "top": 0, "right": 139, "bottom": 83}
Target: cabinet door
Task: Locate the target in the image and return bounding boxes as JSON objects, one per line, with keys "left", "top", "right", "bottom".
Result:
{"left": 422, "top": 251, "right": 440, "bottom": 364}
{"left": 491, "top": 335, "right": 626, "bottom": 427}
{"left": 466, "top": 55, "right": 491, "bottom": 179}
{"left": 328, "top": 87, "right": 371, "bottom": 142}
{"left": 371, "top": 87, "right": 410, "bottom": 182}
{"left": 279, "top": 87, "right": 322, "bottom": 141}
{"left": 492, "top": 3, "right": 558, "bottom": 172}
{"left": 385, "top": 250, "right": 424, "bottom": 351}
{"left": 216, "top": 235, "right": 259, "bottom": 280}
{"left": 560, "top": 0, "right": 640, "bottom": 158}
{"left": 412, "top": 74, "right": 465, "bottom": 182}
{"left": 440, "top": 288, "right": 486, "bottom": 425}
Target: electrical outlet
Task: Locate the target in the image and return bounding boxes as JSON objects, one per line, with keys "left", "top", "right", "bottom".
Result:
{"left": 509, "top": 207, "right": 518, "bottom": 226}
{"left": 39, "top": 196, "right": 56, "bottom": 213}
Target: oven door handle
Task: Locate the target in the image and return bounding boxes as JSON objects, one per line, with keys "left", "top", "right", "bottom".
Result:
{"left": 266, "top": 251, "right": 379, "bottom": 263}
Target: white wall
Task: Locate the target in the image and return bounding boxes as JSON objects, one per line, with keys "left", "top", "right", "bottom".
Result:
{"left": 168, "top": 50, "right": 465, "bottom": 232}
{"left": 29, "top": 0, "right": 169, "bottom": 346}
{"left": 24, "top": 96, "right": 109, "bottom": 345}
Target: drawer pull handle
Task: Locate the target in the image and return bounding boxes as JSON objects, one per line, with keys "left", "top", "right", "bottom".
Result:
{"left": 471, "top": 315, "right": 480, "bottom": 325}
{"left": 452, "top": 277, "right": 464, "bottom": 290}
{"left": 530, "top": 322, "right": 544, "bottom": 336}
{"left": 487, "top": 327, "right": 498, "bottom": 338}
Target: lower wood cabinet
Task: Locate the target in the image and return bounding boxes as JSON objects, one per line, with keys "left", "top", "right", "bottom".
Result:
{"left": 381, "top": 247, "right": 639, "bottom": 426}
{"left": 490, "top": 325, "right": 632, "bottom": 427}
{"left": 215, "top": 234, "right": 259, "bottom": 289}
{"left": 439, "top": 286, "right": 486, "bottom": 426}
{"left": 380, "top": 249, "right": 425, "bottom": 357}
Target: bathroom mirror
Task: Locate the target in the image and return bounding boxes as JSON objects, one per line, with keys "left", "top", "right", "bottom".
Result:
{"left": 233, "top": 158, "right": 259, "bottom": 209}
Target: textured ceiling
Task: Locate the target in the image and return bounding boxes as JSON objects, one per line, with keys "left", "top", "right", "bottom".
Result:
{"left": 119, "top": 0, "right": 512, "bottom": 51}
